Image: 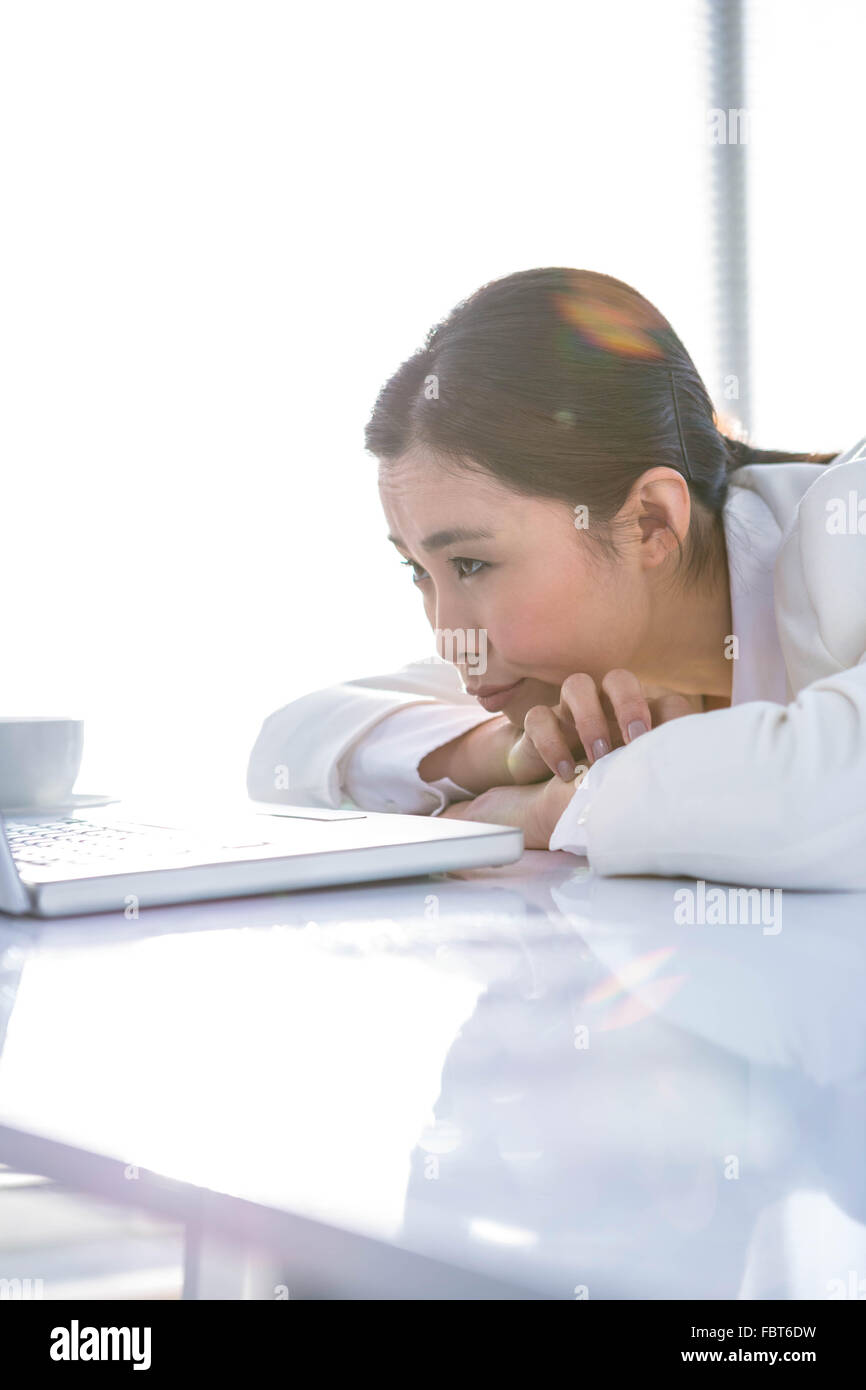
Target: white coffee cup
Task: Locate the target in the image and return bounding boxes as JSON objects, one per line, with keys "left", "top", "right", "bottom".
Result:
{"left": 0, "top": 717, "right": 84, "bottom": 810}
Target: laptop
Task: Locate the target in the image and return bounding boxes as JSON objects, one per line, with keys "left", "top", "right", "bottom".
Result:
{"left": 0, "top": 797, "right": 524, "bottom": 919}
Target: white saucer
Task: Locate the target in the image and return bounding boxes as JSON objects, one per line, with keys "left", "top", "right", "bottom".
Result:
{"left": 0, "top": 792, "right": 121, "bottom": 817}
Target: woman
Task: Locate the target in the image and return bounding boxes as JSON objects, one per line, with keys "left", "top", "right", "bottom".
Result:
{"left": 248, "top": 268, "right": 866, "bottom": 888}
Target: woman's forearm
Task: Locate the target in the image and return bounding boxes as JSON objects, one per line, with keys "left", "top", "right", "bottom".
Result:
{"left": 417, "top": 715, "right": 519, "bottom": 794}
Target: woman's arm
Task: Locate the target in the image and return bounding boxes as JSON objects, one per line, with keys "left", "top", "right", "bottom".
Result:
{"left": 246, "top": 657, "right": 501, "bottom": 810}
{"left": 571, "top": 661, "right": 866, "bottom": 888}
{"left": 342, "top": 701, "right": 500, "bottom": 813}
{"left": 247, "top": 657, "right": 702, "bottom": 814}
{"left": 408, "top": 669, "right": 700, "bottom": 795}
{"left": 417, "top": 714, "right": 525, "bottom": 793}
{"left": 425, "top": 673, "right": 699, "bottom": 792}
{"left": 447, "top": 661, "right": 866, "bottom": 889}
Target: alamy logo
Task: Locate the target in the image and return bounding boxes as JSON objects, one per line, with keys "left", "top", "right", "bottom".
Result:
{"left": 50, "top": 1321, "right": 151, "bottom": 1371}
{"left": 706, "top": 107, "right": 752, "bottom": 144}
{"left": 674, "top": 879, "right": 782, "bottom": 935}
{"left": 435, "top": 627, "right": 488, "bottom": 674}
{"left": 825, "top": 490, "right": 866, "bottom": 534}
{"left": 0, "top": 1277, "right": 44, "bottom": 1299}
{"left": 826, "top": 1269, "right": 866, "bottom": 1299}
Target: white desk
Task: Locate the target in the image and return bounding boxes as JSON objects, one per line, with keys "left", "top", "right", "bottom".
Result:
{"left": 1, "top": 850, "right": 864, "bottom": 1298}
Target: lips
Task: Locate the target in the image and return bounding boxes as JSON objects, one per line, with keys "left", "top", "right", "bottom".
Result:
{"left": 466, "top": 681, "right": 521, "bottom": 698}
{"left": 468, "top": 678, "right": 526, "bottom": 711}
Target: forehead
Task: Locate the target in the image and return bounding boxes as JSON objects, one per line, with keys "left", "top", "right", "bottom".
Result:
{"left": 377, "top": 450, "right": 520, "bottom": 539}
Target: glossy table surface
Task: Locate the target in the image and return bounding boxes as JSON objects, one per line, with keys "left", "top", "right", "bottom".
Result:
{"left": 1, "top": 847, "right": 865, "bottom": 1299}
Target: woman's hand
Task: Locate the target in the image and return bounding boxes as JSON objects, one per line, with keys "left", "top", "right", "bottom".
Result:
{"left": 507, "top": 669, "right": 699, "bottom": 784}
{"left": 420, "top": 670, "right": 700, "bottom": 795}
{"left": 439, "top": 774, "right": 581, "bottom": 850}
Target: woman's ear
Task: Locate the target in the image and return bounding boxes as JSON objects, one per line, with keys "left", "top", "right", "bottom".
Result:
{"left": 629, "top": 467, "right": 692, "bottom": 568}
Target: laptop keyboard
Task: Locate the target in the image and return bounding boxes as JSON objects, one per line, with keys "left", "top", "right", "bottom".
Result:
{"left": 5, "top": 817, "right": 271, "bottom": 869}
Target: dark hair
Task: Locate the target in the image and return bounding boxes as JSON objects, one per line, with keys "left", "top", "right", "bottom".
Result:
{"left": 365, "top": 268, "right": 837, "bottom": 587}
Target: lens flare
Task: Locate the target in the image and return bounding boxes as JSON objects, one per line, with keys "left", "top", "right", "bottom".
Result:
{"left": 553, "top": 290, "right": 667, "bottom": 361}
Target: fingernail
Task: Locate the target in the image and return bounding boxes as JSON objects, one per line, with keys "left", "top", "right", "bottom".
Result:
{"left": 557, "top": 759, "right": 575, "bottom": 780}
{"left": 591, "top": 738, "right": 609, "bottom": 762}
{"left": 627, "top": 720, "right": 648, "bottom": 741}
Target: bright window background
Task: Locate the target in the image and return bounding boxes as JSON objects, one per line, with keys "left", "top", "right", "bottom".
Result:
{"left": 747, "top": 0, "right": 866, "bottom": 450}
{"left": 3, "top": 0, "right": 853, "bottom": 805}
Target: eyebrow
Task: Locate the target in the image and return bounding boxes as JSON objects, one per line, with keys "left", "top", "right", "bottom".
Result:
{"left": 387, "top": 526, "right": 496, "bottom": 553}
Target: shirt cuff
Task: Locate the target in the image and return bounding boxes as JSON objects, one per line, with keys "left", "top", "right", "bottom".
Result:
{"left": 426, "top": 775, "right": 479, "bottom": 817}
{"left": 341, "top": 700, "right": 498, "bottom": 816}
{"left": 549, "top": 744, "right": 631, "bottom": 856}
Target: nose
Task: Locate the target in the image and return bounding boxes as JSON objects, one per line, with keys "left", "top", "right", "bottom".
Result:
{"left": 430, "top": 601, "right": 488, "bottom": 676}
{"left": 432, "top": 590, "right": 471, "bottom": 647}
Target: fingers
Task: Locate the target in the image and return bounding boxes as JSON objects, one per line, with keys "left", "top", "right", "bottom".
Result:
{"left": 649, "top": 691, "right": 695, "bottom": 724}
{"left": 558, "top": 672, "right": 623, "bottom": 766}
{"left": 507, "top": 729, "right": 556, "bottom": 785}
{"left": 514, "top": 702, "right": 583, "bottom": 782}
{"left": 510, "top": 670, "right": 698, "bottom": 787}
{"left": 599, "top": 669, "right": 655, "bottom": 747}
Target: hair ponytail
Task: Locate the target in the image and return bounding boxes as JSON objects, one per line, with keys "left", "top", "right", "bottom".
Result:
{"left": 722, "top": 436, "right": 838, "bottom": 471}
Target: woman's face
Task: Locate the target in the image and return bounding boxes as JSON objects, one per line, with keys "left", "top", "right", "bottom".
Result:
{"left": 379, "top": 448, "right": 652, "bottom": 728}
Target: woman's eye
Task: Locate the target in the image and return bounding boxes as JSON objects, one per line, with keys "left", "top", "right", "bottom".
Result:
{"left": 452, "top": 556, "right": 487, "bottom": 579}
{"left": 400, "top": 558, "right": 428, "bottom": 584}
{"left": 399, "top": 557, "right": 487, "bottom": 584}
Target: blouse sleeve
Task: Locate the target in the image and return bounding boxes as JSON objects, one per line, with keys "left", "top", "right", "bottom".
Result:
{"left": 246, "top": 656, "right": 498, "bottom": 812}
{"left": 341, "top": 701, "right": 497, "bottom": 816}
{"left": 548, "top": 659, "right": 866, "bottom": 889}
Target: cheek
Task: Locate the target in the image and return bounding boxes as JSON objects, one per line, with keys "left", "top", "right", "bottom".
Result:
{"left": 486, "top": 564, "right": 597, "bottom": 658}
{"left": 491, "top": 560, "right": 638, "bottom": 678}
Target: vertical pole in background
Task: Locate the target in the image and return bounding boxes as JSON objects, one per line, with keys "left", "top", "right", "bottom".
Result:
{"left": 707, "top": 0, "right": 752, "bottom": 436}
